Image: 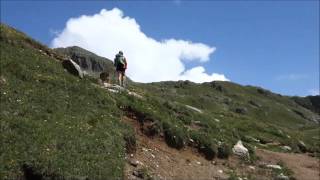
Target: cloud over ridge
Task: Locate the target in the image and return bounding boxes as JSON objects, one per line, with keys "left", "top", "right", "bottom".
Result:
{"left": 51, "top": 8, "right": 229, "bottom": 83}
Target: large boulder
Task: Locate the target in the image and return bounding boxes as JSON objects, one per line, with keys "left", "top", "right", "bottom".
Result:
{"left": 62, "top": 58, "right": 84, "bottom": 78}
{"left": 232, "top": 140, "right": 249, "bottom": 159}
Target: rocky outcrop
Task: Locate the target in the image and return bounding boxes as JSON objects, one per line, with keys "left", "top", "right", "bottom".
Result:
{"left": 100, "top": 83, "right": 143, "bottom": 99}
{"left": 62, "top": 59, "right": 84, "bottom": 78}
{"left": 292, "top": 95, "right": 320, "bottom": 115}
{"left": 55, "top": 46, "right": 114, "bottom": 78}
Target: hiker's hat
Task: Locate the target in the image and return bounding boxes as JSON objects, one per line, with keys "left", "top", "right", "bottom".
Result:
{"left": 119, "top": 51, "right": 123, "bottom": 55}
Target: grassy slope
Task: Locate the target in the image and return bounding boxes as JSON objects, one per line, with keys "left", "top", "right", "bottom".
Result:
{"left": 1, "top": 23, "right": 319, "bottom": 179}
{"left": 130, "top": 80, "right": 319, "bottom": 153}
{"left": 0, "top": 24, "right": 136, "bottom": 180}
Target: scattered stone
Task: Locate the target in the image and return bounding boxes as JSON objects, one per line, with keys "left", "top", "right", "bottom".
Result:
{"left": 132, "top": 170, "right": 143, "bottom": 178}
{"left": 218, "top": 169, "right": 223, "bottom": 174}
{"left": 129, "top": 159, "right": 139, "bottom": 167}
{"left": 235, "top": 107, "right": 248, "bottom": 114}
{"left": 248, "top": 100, "right": 262, "bottom": 108}
{"left": 275, "top": 173, "right": 289, "bottom": 180}
{"left": 103, "top": 83, "right": 125, "bottom": 91}
{"left": 128, "top": 91, "right": 143, "bottom": 99}
{"left": 196, "top": 161, "right": 201, "bottom": 165}
{"left": 214, "top": 118, "right": 220, "bottom": 122}
{"left": 0, "top": 76, "right": 6, "bottom": 86}
{"left": 211, "top": 161, "right": 217, "bottom": 165}
{"left": 128, "top": 175, "right": 137, "bottom": 180}
{"left": 281, "top": 146, "right": 292, "bottom": 151}
{"left": 248, "top": 165, "right": 255, "bottom": 170}
{"left": 185, "top": 105, "right": 203, "bottom": 113}
{"left": 298, "top": 140, "right": 307, "bottom": 153}
{"left": 102, "top": 82, "right": 144, "bottom": 99}
{"left": 232, "top": 140, "right": 249, "bottom": 159}
{"left": 244, "top": 135, "right": 260, "bottom": 143}
{"left": 266, "top": 142, "right": 281, "bottom": 146}
{"left": 266, "top": 164, "right": 282, "bottom": 170}
{"left": 107, "top": 89, "right": 119, "bottom": 93}
{"left": 257, "top": 162, "right": 267, "bottom": 168}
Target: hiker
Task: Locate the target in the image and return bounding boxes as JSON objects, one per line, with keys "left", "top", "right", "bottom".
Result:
{"left": 114, "top": 51, "right": 127, "bottom": 87}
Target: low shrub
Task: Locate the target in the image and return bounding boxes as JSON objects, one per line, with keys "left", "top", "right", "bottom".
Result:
{"left": 162, "top": 121, "right": 187, "bottom": 149}
{"left": 217, "top": 143, "right": 231, "bottom": 159}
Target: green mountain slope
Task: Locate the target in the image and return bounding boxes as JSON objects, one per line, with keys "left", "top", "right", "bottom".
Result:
{"left": 129, "top": 81, "right": 319, "bottom": 153}
{"left": 0, "top": 24, "right": 135, "bottom": 180}
{"left": 1, "top": 23, "right": 319, "bottom": 180}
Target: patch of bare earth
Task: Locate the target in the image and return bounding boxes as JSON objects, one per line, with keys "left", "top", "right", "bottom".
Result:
{"left": 256, "top": 149, "right": 320, "bottom": 180}
{"left": 122, "top": 116, "right": 229, "bottom": 180}
{"left": 121, "top": 114, "right": 319, "bottom": 180}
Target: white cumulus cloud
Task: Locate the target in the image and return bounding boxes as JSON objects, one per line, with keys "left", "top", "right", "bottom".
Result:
{"left": 51, "top": 8, "right": 229, "bottom": 83}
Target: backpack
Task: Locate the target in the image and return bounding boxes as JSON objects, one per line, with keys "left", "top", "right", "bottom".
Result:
{"left": 114, "top": 54, "right": 126, "bottom": 68}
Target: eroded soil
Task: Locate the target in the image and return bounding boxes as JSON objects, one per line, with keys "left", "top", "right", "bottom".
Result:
{"left": 122, "top": 115, "right": 320, "bottom": 180}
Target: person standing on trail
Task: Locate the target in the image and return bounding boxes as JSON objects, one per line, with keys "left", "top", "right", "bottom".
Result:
{"left": 114, "top": 51, "right": 127, "bottom": 87}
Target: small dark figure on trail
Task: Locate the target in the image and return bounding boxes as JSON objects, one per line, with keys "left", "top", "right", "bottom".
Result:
{"left": 114, "top": 51, "right": 127, "bottom": 87}
{"left": 99, "top": 72, "right": 110, "bottom": 84}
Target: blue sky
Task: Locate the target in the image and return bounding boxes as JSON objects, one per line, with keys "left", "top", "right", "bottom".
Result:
{"left": 1, "top": 0, "right": 319, "bottom": 96}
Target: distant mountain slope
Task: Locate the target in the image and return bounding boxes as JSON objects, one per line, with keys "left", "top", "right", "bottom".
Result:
{"left": 292, "top": 95, "right": 320, "bottom": 115}
{"left": 54, "top": 46, "right": 115, "bottom": 78}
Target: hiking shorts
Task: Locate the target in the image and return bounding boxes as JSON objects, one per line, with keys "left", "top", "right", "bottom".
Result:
{"left": 116, "top": 65, "right": 126, "bottom": 74}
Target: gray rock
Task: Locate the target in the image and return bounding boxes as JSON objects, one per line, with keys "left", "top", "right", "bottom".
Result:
{"left": 266, "top": 164, "right": 282, "bottom": 170}
{"left": 62, "top": 58, "right": 84, "bottom": 78}
{"left": 244, "top": 135, "right": 260, "bottom": 143}
{"left": 232, "top": 140, "right": 249, "bottom": 159}
{"left": 129, "top": 159, "right": 139, "bottom": 167}
{"left": 298, "top": 140, "right": 307, "bottom": 152}
{"left": 185, "top": 105, "right": 203, "bottom": 113}
{"left": 132, "top": 170, "right": 143, "bottom": 178}
{"left": 235, "top": 107, "right": 248, "bottom": 114}
{"left": 248, "top": 100, "right": 262, "bottom": 108}
{"left": 275, "top": 173, "right": 289, "bottom": 180}
{"left": 281, "top": 146, "right": 292, "bottom": 151}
